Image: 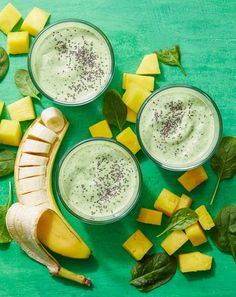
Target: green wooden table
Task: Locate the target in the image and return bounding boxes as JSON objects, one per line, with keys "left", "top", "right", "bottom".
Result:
{"left": 0, "top": 0, "right": 235, "bottom": 296}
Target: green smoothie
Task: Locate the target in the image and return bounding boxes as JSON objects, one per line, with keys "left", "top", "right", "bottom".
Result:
{"left": 138, "top": 86, "right": 221, "bottom": 170}
{"left": 29, "top": 20, "right": 113, "bottom": 104}
{"left": 57, "top": 139, "right": 141, "bottom": 223}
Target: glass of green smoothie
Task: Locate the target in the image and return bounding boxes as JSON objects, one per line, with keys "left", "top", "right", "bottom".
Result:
{"left": 28, "top": 19, "right": 114, "bottom": 106}
{"left": 57, "top": 138, "right": 142, "bottom": 224}
{"left": 137, "top": 85, "right": 222, "bottom": 171}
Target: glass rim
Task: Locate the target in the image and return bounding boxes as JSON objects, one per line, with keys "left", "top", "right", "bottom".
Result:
{"left": 28, "top": 19, "right": 115, "bottom": 107}
{"left": 136, "top": 84, "right": 223, "bottom": 171}
{"left": 56, "top": 137, "right": 142, "bottom": 224}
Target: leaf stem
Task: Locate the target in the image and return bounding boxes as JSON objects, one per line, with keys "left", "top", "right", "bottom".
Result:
{"left": 210, "top": 176, "right": 221, "bottom": 205}
{"left": 177, "top": 62, "right": 187, "bottom": 76}
{"left": 156, "top": 225, "right": 172, "bottom": 238}
{"left": 6, "top": 181, "right": 12, "bottom": 208}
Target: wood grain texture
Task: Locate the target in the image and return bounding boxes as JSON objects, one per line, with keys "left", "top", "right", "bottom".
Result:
{"left": 0, "top": 0, "right": 235, "bottom": 296}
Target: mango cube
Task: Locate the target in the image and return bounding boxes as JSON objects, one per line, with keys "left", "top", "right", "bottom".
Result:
{"left": 122, "top": 73, "right": 154, "bottom": 91}
{"left": 8, "top": 96, "right": 35, "bottom": 121}
{"left": 136, "top": 53, "right": 160, "bottom": 75}
{"left": 122, "top": 83, "right": 151, "bottom": 113}
{"left": 178, "top": 166, "right": 208, "bottom": 192}
{"left": 195, "top": 205, "right": 215, "bottom": 230}
{"left": 7, "top": 31, "right": 29, "bottom": 54}
{"left": 154, "top": 188, "right": 180, "bottom": 217}
{"left": 123, "top": 230, "right": 153, "bottom": 260}
{"left": 179, "top": 252, "right": 213, "bottom": 273}
{"left": 126, "top": 107, "right": 137, "bottom": 123}
{"left": 20, "top": 7, "right": 50, "bottom": 37}
{"left": 161, "top": 230, "right": 188, "bottom": 255}
{"left": 116, "top": 127, "right": 140, "bottom": 154}
{"left": 185, "top": 222, "right": 207, "bottom": 246}
{"left": 0, "top": 119, "right": 22, "bottom": 146}
{"left": 89, "top": 120, "right": 112, "bottom": 138}
{"left": 0, "top": 3, "right": 21, "bottom": 34}
{"left": 175, "top": 194, "right": 193, "bottom": 211}
{"left": 0, "top": 100, "right": 4, "bottom": 116}
{"left": 137, "top": 208, "right": 162, "bottom": 225}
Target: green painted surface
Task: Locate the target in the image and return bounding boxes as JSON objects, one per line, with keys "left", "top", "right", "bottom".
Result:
{"left": 0, "top": 0, "right": 235, "bottom": 296}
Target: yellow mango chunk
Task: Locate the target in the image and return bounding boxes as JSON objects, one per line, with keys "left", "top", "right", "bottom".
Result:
{"left": 122, "top": 83, "right": 151, "bottom": 113}
{"left": 7, "top": 96, "right": 36, "bottom": 121}
{"left": 21, "top": 7, "right": 50, "bottom": 37}
{"left": 154, "top": 188, "right": 180, "bottom": 217}
{"left": 123, "top": 230, "right": 153, "bottom": 260}
{"left": 126, "top": 107, "right": 137, "bottom": 123}
{"left": 122, "top": 73, "right": 155, "bottom": 91}
{"left": 136, "top": 53, "right": 160, "bottom": 75}
{"left": 185, "top": 222, "right": 207, "bottom": 246}
{"left": 7, "top": 31, "right": 29, "bottom": 54}
{"left": 137, "top": 208, "right": 162, "bottom": 225}
{"left": 175, "top": 194, "right": 193, "bottom": 211}
{"left": 178, "top": 166, "right": 208, "bottom": 192}
{"left": 89, "top": 120, "right": 112, "bottom": 138}
{"left": 195, "top": 205, "right": 215, "bottom": 230}
{"left": 161, "top": 230, "right": 188, "bottom": 255}
{"left": 179, "top": 252, "right": 213, "bottom": 273}
{"left": 0, "top": 3, "right": 21, "bottom": 34}
{"left": 0, "top": 119, "right": 22, "bottom": 146}
{"left": 0, "top": 100, "right": 4, "bottom": 116}
{"left": 116, "top": 127, "right": 140, "bottom": 154}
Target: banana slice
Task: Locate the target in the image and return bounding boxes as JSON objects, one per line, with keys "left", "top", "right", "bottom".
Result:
{"left": 18, "top": 176, "right": 46, "bottom": 195}
{"left": 22, "top": 139, "right": 51, "bottom": 155}
{"left": 41, "top": 107, "right": 65, "bottom": 133}
{"left": 28, "top": 122, "right": 58, "bottom": 144}
{"left": 19, "top": 166, "right": 47, "bottom": 179}
{"left": 21, "top": 190, "right": 49, "bottom": 206}
{"left": 19, "top": 153, "right": 48, "bottom": 167}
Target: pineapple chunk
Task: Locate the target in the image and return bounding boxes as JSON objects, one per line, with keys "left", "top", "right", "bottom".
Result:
{"left": 122, "top": 83, "right": 151, "bottom": 113}
{"left": 195, "top": 205, "right": 215, "bottom": 230}
{"left": 122, "top": 73, "right": 154, "bottom": 91}
{"left": 0, "top": 119, "right": 22, "bottom": 146}
{"left": 7, "top": 32, "right": 29, "bottom": 54}
{"left": 185, "top": 222, "right": 207, "bottom": 246}
{"left": 179, "top": 252, "right": 213, "bottom": 273}
{"left": 123, "top": 230, "right": 153, "bottom": 260}
{"left": 161, "top": 230, "right": 188, "bottom": 255}
{"left": 89, "top": 120, "right": 112, "bottom": 138}
{"left": 116, "top": 127, "right": 140, "bottom": 154}
{"left": 136, "top": 53, "right": 160, "bottom": 75}
{"left": 20, "top": 7, "right": 50, "bottom": 37}
{"left": 0, "top": 100, "right": 4, "bottom": 116}
{"left": 175, "top": 194, "right": 193, "bottom": 211}
{"left": 126, "top": 108, "right": 137, "bottom": 123}
{"left": 178, "top": 166, "right": 208, "bottom": 192}
{"left": 0, "top": 3, "right": 21, "bottom": 34}
{"left": 154, "top": 188, "right": 180, "bottom": 217}
{"left": 137, "top": 208, "right": 162, "bottom": 225}
{"left": 7, "top": 96, "right": 35, "bottom": 121}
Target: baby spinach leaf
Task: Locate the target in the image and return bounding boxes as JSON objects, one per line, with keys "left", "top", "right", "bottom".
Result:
{"left": 155, "top": 45, "right": 186, "bottom": 76}
{"left": 156, "top": 208, "right": 198, "bottom": 238}
{"left": 0, "top": 150, "right": 16, "bottom": 177}
{"left": 0, "top": 182, "right": 12, "bottom": 243}
{"left": 211, "top": 205, "right": 236, "bottom": 261}
{"left": 15, "top": 69, "right": 40, "bottom": 100}
{"left": 103, "top": 89, "right": 127, "bottom": 131}
{"left": 130, "top": 253, "right": 177, "bottom": 292}
{"left": 210, "top": 136, "right": 236, "bottom": 205}
{"left": 0, "top": 47, "right": 9, "bottom": 81}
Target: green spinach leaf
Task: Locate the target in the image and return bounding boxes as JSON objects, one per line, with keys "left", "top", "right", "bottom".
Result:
{"left": 0, "top": 47, "right": 9, "bottom": 81}
{"left": 156, "top": 208, "right": 198, "bottom": 238}
{"left": 0, "top": 182, "right": 12, "bottom": 243}
{"left": 211, "top": 205, "right": 236, "bottom": 261}
{"left": 130, "top": 253, "right": 177, "bottom": 292}
{"left": 155, "top": 45, "right": 186, "bottom": 76}
{"left": 210, "top": 136, "right": 236, "bottom": 205}
{"left": 15, "top": 69, "right": 40, "bottom": 100}
{"left": 0, "top": 150, "right": 16, "bottom": 177}
{"left": 103, "top": 89, "right": 127, "bottom": 131}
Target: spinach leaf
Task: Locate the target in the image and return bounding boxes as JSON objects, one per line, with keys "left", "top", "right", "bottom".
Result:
{"left": 156, "top": 208, "right": 198, "bottom": 238}
{"left": 0, "top": 47, "right": 9, "bottom": 81}
{"left": 155, "top": 45, "right": 186, "bottom": 76}
{"left": 0, "top": 150, "right": 16, "bottom": 177}
{"left": 15, "top": 69, "right": 40, "bottom": 100}
{"left": 210, "top": 136, "right": 236, "bottom": 205}
{"left": 103, "top": 89, "right": 127, "bottom": 131}
{"left": 211, "top": 205, "right": 236, "bottom": 261}
{"left": 130, "top": 253, "right": 177, "bottom": 292}
{"left": 0, "top": 182, "right": 12, "bottom": 243}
